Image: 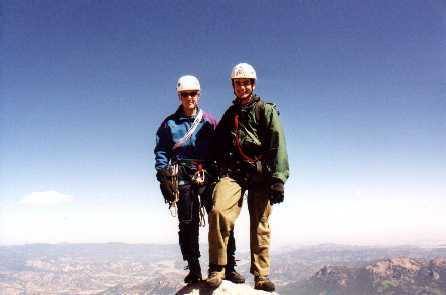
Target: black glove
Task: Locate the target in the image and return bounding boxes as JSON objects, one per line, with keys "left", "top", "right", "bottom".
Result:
{"left": 156, "top": 168, "right": 177, "bottom": 203}
{"left": 269, "top": 181, "right": 284, "bottom": 204}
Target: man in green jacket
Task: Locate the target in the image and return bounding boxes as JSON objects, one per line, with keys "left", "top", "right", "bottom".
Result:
{"left": 206, "top": 63, "right": 289, "bottom": 292}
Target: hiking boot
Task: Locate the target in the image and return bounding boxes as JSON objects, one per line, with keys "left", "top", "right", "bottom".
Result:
{"left": 254, "top": 276, "right": 275, "bottom": 292}
{"left": 184, "top": 258, "right": 202, "bottom": 284}
{"left": 226, "top": 246, "right": 244, "bottom": 284}
{"left": 206, "top": 265, "right": 225, "bottom": 288}
{"left": 225, "top": 269, "right": 245, "bottom": 284}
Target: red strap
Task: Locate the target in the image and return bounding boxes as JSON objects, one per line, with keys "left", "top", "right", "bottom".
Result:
{"left": 190, "top": 160, "right": 203, "bottom": 171}
{"left": 234, "top": 114, "right": 259, "bottom": 163}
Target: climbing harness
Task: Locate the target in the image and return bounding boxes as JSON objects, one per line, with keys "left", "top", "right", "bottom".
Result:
{"left": 166, "top": 161, "right": 208, "bottom": 227}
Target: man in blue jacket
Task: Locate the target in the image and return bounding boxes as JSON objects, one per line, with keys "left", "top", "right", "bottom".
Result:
{"left": 154, "top": 75, "right": 244, "bottom": 284}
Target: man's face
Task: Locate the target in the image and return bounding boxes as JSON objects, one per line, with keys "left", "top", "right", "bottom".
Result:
{"left": 179, "top": 90, "right": 199, "bottom": 112}
{"left": 233, "top": 78, "right": 255, "bottom": 103}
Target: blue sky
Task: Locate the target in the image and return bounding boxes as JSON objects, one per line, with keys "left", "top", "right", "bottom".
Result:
{"left": 1, "top": 0, "right": 445, "bottom": 246}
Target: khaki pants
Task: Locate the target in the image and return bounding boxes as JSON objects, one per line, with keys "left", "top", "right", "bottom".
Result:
{"left": 208, "top": 176, "right": 272, "bottom": 276}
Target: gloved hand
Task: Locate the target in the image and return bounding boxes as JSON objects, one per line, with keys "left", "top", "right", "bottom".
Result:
{"left": 269, "top": 180, "right": 284, "bottom": 204}
{"left": 156, "top": 168, "right": 177, "bottom": 203}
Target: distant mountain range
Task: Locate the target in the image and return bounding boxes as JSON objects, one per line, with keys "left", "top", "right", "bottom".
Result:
{"left": 281, "top": 256, "right": 446, "bottom": 295}
{"left": 1, "top": 243, "right": 445, "bottom": 294}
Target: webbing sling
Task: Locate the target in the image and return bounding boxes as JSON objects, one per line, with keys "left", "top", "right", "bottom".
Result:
{"left": 172, "top": 109, "right": 203, "bottom": 150}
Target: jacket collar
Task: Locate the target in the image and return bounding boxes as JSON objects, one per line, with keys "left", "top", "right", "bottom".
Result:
{"left": 232, "top": 94, "right": 260, "bottom": 111}
{"left": 174, "top": 106, "right": 200, "bottom": 119}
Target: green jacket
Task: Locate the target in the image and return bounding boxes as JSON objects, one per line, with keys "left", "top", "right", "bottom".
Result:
{"left": 212, "top": 95, "right": 289, "bottom": 184}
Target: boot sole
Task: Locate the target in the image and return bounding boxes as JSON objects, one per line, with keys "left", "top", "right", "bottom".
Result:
{"left": 226, "top": 277, "right": 245, "bottom": 284}
{"left": 206, "top": 277, "right": 224, "bottom": 288}
{"left": 254, "top": 286, "right": 275, "bottom": 292}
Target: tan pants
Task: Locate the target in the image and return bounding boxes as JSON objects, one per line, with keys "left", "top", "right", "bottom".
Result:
{"left": 208, "top": 176, "right": 272, "bottom": 276}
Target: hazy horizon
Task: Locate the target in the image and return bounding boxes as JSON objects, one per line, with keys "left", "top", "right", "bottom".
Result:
{"left": 2, "top": 240, "right": 446, "bottom": 250}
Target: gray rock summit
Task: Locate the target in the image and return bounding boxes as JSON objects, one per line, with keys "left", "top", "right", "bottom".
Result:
{"left": 176, "top": 280, "right": 279, "bottom": 295}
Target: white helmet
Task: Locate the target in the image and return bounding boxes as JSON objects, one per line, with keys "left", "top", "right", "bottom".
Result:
{"left": 176, "top": 75, "right": 201, "bottom": 92}
{"left": 230, "top": 63, "right": 257, "bottom": 80}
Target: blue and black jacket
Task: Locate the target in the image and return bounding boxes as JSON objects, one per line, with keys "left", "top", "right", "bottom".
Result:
{"left": 154, "top": 106, "right": 217, "bottom": 171}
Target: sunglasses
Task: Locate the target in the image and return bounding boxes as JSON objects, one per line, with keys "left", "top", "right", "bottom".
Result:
{"left": 180, "top": 91, "right": 199, "bottom": 97}
{"left": 234, "top": 79, "right": 253, "bottom": 87}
